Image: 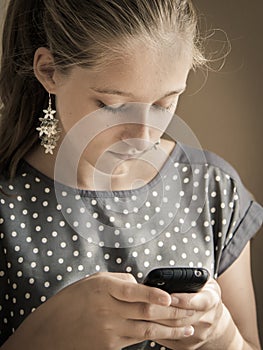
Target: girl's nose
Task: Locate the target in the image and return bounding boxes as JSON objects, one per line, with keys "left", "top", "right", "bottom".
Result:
{"left": 123, "top": 123, "right": 152, "bottom": 152}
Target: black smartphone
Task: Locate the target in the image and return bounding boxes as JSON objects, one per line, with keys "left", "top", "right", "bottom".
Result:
{"left": 143, "top": 267, "right": 209, "bottom": 293}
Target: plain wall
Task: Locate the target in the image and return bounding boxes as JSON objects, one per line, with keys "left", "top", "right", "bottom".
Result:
{"left": 171, "top": 0, "right": 263, "bottom": 344}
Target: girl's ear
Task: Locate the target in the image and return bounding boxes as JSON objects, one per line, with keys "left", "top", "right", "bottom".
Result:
{"left": 33, "top": 47, "right": 57, "bottom": 93}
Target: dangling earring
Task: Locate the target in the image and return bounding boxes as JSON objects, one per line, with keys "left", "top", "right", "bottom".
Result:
{"left": 153, "top": 139, "right": 161, "bottom": 150}
{"left": 36, "top": 93, "right": 60, "bottom": 154}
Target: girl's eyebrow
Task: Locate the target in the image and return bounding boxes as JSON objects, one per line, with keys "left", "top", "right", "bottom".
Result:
{"left": 90, "top": 86, "right": 186, "bottom": 99}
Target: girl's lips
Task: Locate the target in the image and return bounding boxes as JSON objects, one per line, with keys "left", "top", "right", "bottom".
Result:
{"left": 109, "top": 151, "right": 137, "bottom": 160}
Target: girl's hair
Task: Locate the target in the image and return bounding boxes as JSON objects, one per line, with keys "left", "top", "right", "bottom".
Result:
{"left": 0, "top": 0, "right": 206, "bottom": 178}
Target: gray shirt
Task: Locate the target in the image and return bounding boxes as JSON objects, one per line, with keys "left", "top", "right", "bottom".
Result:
{"left": 1, "top": 143, "right": 262, "bottom": 349}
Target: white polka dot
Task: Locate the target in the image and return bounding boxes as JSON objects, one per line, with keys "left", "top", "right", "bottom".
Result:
{"left": 78, "top": 265, "right": 84, "bottom": 271}
{"left": 182, "top": 166, "right": 188, "bottom": 172}
{"left": 67, "top": 266, "right": 73, "bottom": 272}
{"left": 179, "top": 191, "right": 184, "bottom": 197}
{"left": 47, "top": 216, "right": 53, "bottom": 222}
{"left": 133, "top": 207, "right": 139, "bottom": 213}
{"left": 221, "top": 203, "right": 226, "bottom": 209}
{"left": 215, "top": 176, "right": 221, "bottom": 182}
{"left": 181, "top": 253, "right": 187, "bottom": 259}
{"left": 184, "top": 178, "right": 189, "bottom": 184}
{"left": 47, "top": 250, "right": 53, "bottom": 256}
{"left": 144, "top": 261, "right": 150, "bottom": 267}
{"left": 192, "top": 194, "right": 198, "bottom": 201}
{"left": 203, "top": 221, "right": 209, "bottom": 227}
{"left": 171, "top": 245, "right": 176, "bottom": 251}
{"left": 44, "top": 266, "right": 49, "bottom": 272}
{"left": 132, "top": 251, "right": 138, "bottom": 258}
{"left": 58, "top": 258, "right": 64, "bottom": 264}
{"left": 169, "top": 260, "right": 175, "bottom": 266}
{"left": 125, "top": 222, "right": 131, "bottom": 228}
{"left": 145, "top": 201, "right": 151, "bottom": 207}
{"left": 91, "top": 199, "right": 97, "bottom": 206}
{"left": 109, "top": 216, "right": 115, "bottom": 222}
{"left": 137, "top": 272, "right": 143, "bottom": 279}
{"left": 152, "top": 191, "right": 158, "bottom": 197}
{"left": 25, "top": 293, "right": 31, "bottom": 299}
{"left": 211, "top": 191, "right": 217, "bottom": 197}
{"left": 73, "top": 250, "right": 79, "bottom": 257}
{"left": 155, "top": 207, "right": 161, "bottom": 213}
{"left": 57, "top": 275, "right": 63, "bottom": 281}
{"left": 194, "top": 247, "right": 199, "bottom": 253}
{"left": 32, "top": 212, "right": 38, "bottom": 219}
{"left": 73, "top": 221, "right": 79, "bottom": 227}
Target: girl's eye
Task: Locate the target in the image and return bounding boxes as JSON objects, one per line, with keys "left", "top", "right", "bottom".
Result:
{"left": 151, "top": 103, "right": 176, "bottom": 113}
{"left": 97, "top": 101, "right": 127, "bottom": 114}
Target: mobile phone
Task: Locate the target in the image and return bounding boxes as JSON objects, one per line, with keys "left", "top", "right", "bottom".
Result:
{"left": 143, "top": 267, "right": 209, "bottom": 293}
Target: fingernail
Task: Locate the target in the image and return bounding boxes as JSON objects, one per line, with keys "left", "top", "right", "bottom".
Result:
{"left": 184, "top": 326, "right": 194, "bottom": 337}
{"left": 171, "top": 296, "right": 179, "bottom": 305}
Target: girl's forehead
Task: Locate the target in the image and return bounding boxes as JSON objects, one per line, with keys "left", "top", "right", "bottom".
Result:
{"left": 65, "top": 45, "right": 191, "bottom": 100}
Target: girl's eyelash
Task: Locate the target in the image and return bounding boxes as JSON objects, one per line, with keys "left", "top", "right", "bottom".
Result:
{"left": 97, "top": 101, "right": 175, "bottom": 114}
{"left": 97, "top": 101, "right": 126, "bottom": 114}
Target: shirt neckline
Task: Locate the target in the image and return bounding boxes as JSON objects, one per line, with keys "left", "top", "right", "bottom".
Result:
{"left": 20, "top": 142, "right": 181, "bottom": 198}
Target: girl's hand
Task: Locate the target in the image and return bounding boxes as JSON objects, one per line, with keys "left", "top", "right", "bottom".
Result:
{"left": 155, "top": 278, "right": 226, "bottom": 349}
{"left": 4, "top": 272, "right": 196, "bottom": 350}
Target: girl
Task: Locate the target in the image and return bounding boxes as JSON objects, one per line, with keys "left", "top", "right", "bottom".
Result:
{"left": 0, "top": 1, "right": 262, "bottom": 349}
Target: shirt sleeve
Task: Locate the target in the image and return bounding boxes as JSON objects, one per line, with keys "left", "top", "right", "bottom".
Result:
{"left": 0, "top": 235, "right": 13, "bottom": 346}
{"left": 214, "top": 171, "right": 263, "bottom": 276}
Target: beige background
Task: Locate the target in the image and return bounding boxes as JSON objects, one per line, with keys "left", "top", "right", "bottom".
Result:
{"left": 0, "top": 0, "right": 262, "bottom": 345}
{"left": 172, "top": 0, "right": 263, "bottom": 344}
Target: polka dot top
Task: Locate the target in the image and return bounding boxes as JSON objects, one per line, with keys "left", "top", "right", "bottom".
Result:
{"left": 1, "top": 143, "right": 262, "bottom": 349}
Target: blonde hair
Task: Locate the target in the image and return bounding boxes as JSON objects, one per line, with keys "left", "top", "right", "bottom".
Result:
{"left": 0, "top": 0, "right": 206, "bottom": 178}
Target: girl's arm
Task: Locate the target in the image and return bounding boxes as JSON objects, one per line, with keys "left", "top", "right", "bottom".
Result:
{"left": 215, "top": 241, "right": 261, "bottom": 349}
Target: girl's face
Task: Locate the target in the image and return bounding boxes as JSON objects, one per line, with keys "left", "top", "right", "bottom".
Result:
{"left": 52, "top": 42, "right": 191, "bottom": 175}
